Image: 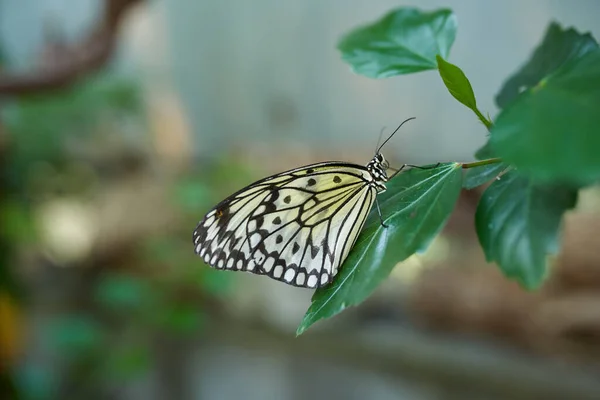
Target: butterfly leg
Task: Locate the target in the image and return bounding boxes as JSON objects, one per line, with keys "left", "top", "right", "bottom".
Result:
{"left": 388, "top": 164, "right": 407, "bottom": 180}
{"left": 406, "top": 162, "right": 441, "bottom": 169}
{"left": 389, "top": 162, "right": 441, "bottom": 179}
{"left": 408, "top": 162, "right": 441, "bottom": 170}
{"left": 376, "top": 198, "right": 388, "bottom": 228}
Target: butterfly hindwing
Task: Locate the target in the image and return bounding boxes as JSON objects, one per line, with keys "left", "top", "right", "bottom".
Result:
{"left": 193, "top": 162, "right": 377, "bottom": 288}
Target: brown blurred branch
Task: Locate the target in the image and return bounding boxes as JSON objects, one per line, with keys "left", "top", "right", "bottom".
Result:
{"left": 0, "top": 0, "right": 144, "bottom": 96}
{"left": 207, "top": 319, "right": 600, "bottom": 400}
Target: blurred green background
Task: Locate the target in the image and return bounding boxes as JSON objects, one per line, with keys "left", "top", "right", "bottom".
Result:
{"left": 2, "top": 1, "right": 600, "bottom": 399}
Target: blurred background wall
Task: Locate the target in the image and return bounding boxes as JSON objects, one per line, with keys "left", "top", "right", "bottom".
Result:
{"left": 4, "top": 0, "right": 600, "bottom": 163}
{"left": 2, "top": 1, "right": 600, "bottom": 400}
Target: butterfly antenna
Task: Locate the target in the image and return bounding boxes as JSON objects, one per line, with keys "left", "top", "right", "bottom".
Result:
{"left": 376, "top": 117, "right": 416, "bottom": 154}
{"left": 375, "top": 126, "right": 387, "bottom": 154}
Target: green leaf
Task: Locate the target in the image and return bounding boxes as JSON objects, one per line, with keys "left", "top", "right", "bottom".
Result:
{"left": 463, "top": 163, "right": 509, "bottom": 190}
{"left": 496, "top": 22, "right": 598, "bottom": 108}
{"left": 437, "top": 55, "right": 492, "bottom": 129}
{"left": 475, "top": 170, "right": 577, "bottom": 289}
{"left": 490, "top": 49, "right": 600, "bottom": 185}
{"left": 297, "top": 163, "right": 462, "bottom": 335}
{"left": 436, "top": 55, "right": 477, "bottom": 110}
{"left": 338, "top": 8, "right": 457, "bottom": 78}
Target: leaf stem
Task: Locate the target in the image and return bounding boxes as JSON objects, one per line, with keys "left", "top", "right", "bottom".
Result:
{"left": 461, "top": 158, "right": 503, "bottom": 169}
{"left": 474, "top": 108, "right": 493, "bottom": 130}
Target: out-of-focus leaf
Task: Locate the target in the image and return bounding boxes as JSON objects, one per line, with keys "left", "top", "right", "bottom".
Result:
{"left": 157, "top": 304, "right": 205, "bottom": 335}
{"left": 94, "top": 274, "right": 151, "bottom": 311}
{"left": 496, "top": 22, "right": 598, "bottom": 108}
{"left": 490, "top": 50, "right": 600, "bottom": 185}
{"left": 0, "top": 200, "right": 36, "bottom": 244}
{"left": 475, "top": 140, "right": 495, "bottom": 159}
{"left": 476, "top": 170, "right": 577, "bottom": 289}
{"left": 15, "top": 364, "right": 58, "bottom": 400}
{"left": 196, "top": 267, "right": 233, "bottom": 296}
{"left": 140, "top": 236, "right": 180, "bottom": 265}
{"left": 2, "top": 73, "right": 142, "bottom": 173}
{"left": 173, "top": 178, "right": 211, "bottom": 215}
{"left": 48, "top": 315, "right": 104, "bottom": 356}
{"left": 298, "top": 163, "right": 462, "bottom": 335}
{"left": 105, "top": 344, "right": 151, "bottom": 381}
{"left": 338, "top": 8, "right": 457, "bottom": 78}
{"left": 463, "top": 163, "right": 509, "bottom": 189}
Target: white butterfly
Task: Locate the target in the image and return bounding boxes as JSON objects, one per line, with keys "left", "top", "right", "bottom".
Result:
{"left": 193, "top": 118, "right": 416, "bottom": 288}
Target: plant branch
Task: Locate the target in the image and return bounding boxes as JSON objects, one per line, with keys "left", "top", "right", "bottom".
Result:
{"left": 0, "top": 0, "right": 144, "bottom": 97}
{"left": 474, "top": 108, "right": 493, "bottom": 131}
{"left": 461, "top": 158, "right": 503, "bottom": 169}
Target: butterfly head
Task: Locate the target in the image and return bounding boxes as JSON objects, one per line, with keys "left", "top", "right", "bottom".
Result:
{"left": 367, "top": 153, "right": 390, "bottom": 188}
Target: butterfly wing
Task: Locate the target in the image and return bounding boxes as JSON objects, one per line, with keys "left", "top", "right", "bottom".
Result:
{"left": 193, "top": 162, "right": 377, "bottom": 288}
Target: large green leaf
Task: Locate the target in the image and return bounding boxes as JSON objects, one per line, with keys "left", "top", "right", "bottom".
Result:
{"left": 496, "top": 22, "right": 598, "bottom": 108}
{"left": 297, "top": 163, "right": 462, "bottom": 334}
{"left": 490, "top": 49, "right": 600, "bottom": 185}
{"left": 338, "top": 8, "right": 457, "bottom": 78}
{"left": 475, "top": 170, "right": 577, "bottom": 289}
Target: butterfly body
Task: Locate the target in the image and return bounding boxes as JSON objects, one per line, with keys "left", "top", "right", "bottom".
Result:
{"left": 192, "top": 153, "right": 391, "bottom": 289}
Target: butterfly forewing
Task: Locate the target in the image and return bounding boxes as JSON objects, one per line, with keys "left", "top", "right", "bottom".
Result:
{"left": 193, "top": 162, "right": 378, "bottom": 288}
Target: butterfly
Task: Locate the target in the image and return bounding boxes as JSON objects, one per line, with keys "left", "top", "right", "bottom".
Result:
{"left": 192, "top": 118, "right": 417, "bottom": 289}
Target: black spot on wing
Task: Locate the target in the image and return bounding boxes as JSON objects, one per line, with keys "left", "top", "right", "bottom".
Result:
{"left": 310, "top": 244, "right": 319, "bottom": 259}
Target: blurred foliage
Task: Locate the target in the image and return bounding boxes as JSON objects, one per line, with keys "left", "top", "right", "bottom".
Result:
{"left": 0, "top": 199, "right": 37, "bottom": 245}
{"left": 48, "top": 315, "right": 105, "bottom": 357}
{"left": 0, "top": 64, "right": 249, "bottom": 398}
{"left": 103, "top": 343, "right": 151, "bottom": 382}
{"left": 491, "top": 49, "right": 600, "bottom": 184}
{"left": 2, "top": 74, "right": 142, "bottom": 185}
{"left": 495, "top": 22, "right": 598, "bottom": 108}
{"left": 475, "top": 171, "right": 578, "bottom": 288}
{"left": 477, "top": 23, "right": 594, "bottom": 289}
{"left": 94, "top": 273, "right": 152, "bottom": 312}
